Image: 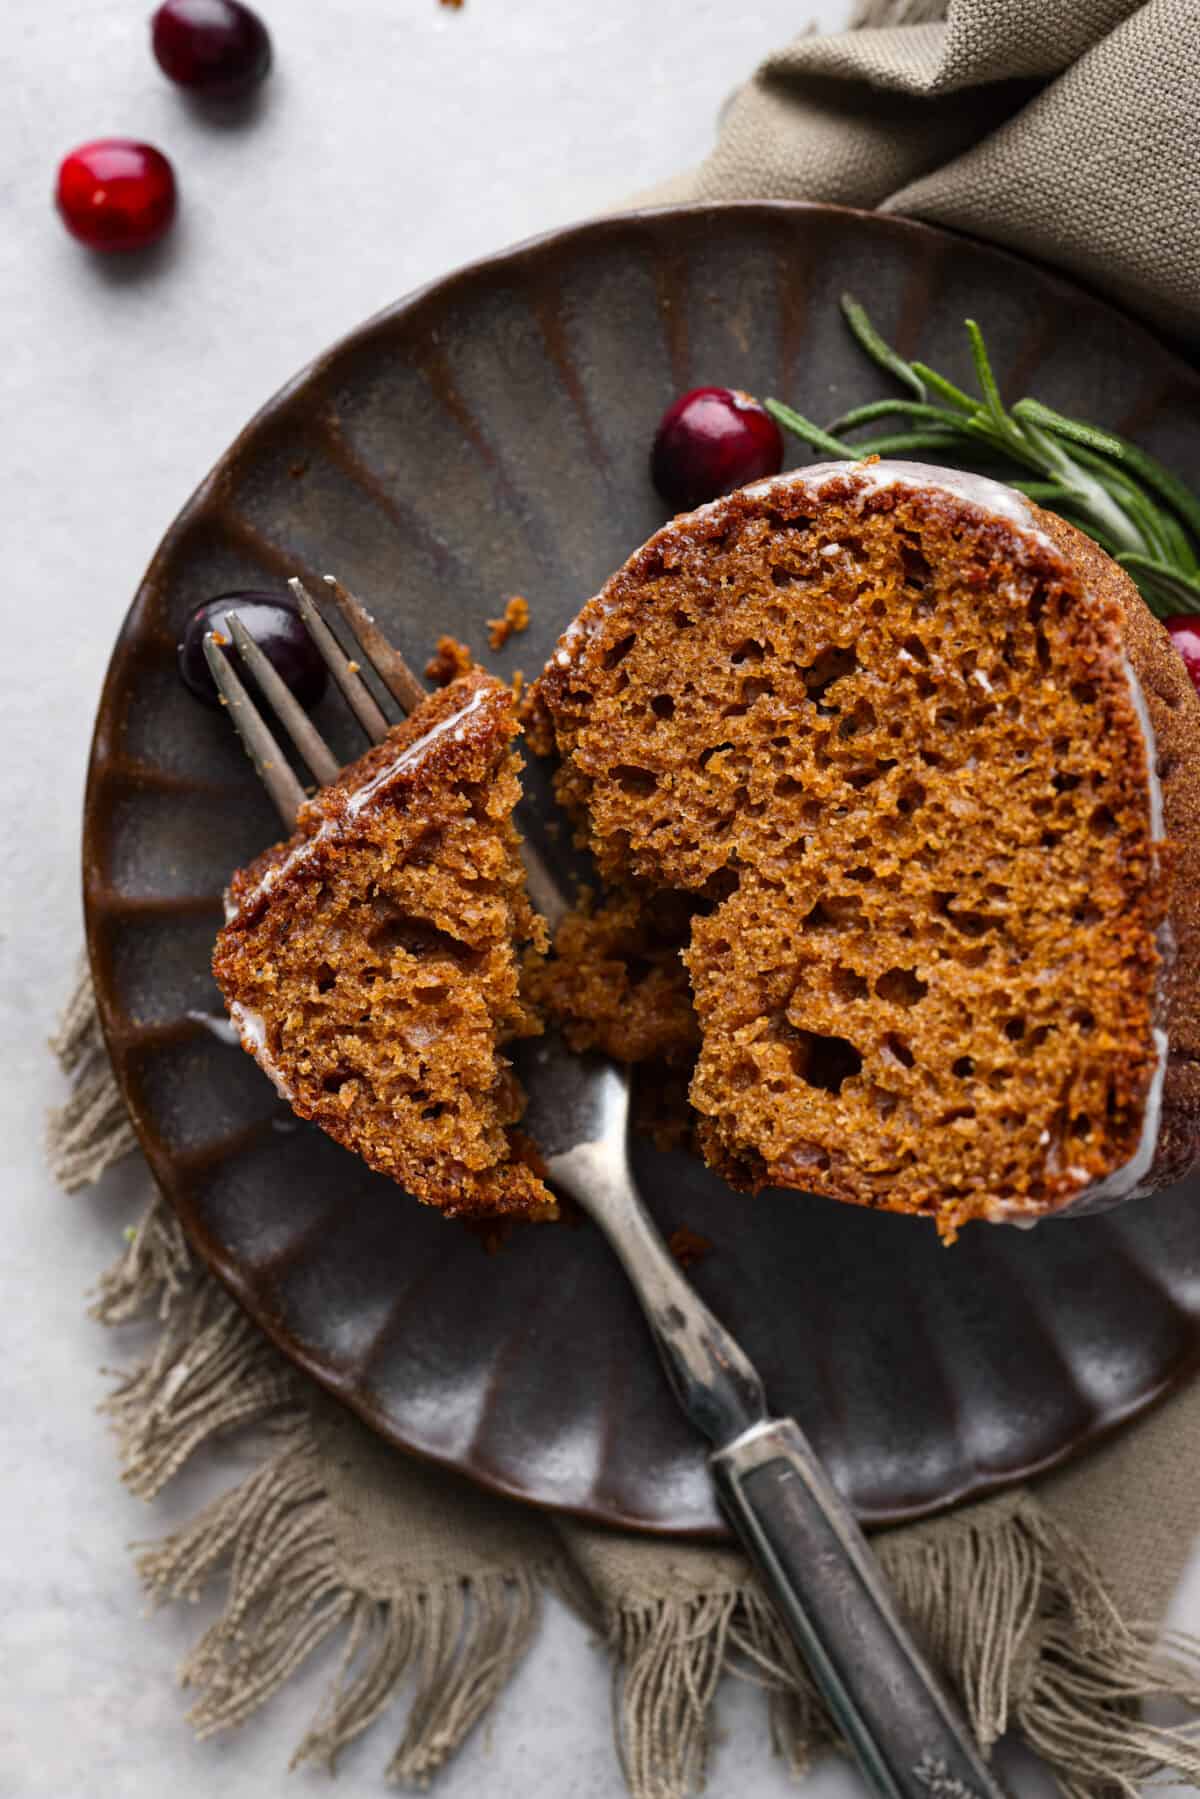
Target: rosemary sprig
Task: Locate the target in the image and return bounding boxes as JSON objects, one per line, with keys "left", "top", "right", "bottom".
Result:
{"left": 765, "top": 295, "right": 1200, "bottom": 619}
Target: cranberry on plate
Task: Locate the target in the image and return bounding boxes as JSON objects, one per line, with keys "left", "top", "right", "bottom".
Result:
{"left": 651, "top": 386, "right": 784, "bottom": 511}
{"left": 152, "top": 0, "right": 272, "bottom": 98}
{"left": 1165, "top": 615, "right": 1200, "bottom": 697}
{"left": 56, "top": 140, "right": 177, "bottom": 253}
{"left": 179, "top": 593, "right": 327, "bottom": 711}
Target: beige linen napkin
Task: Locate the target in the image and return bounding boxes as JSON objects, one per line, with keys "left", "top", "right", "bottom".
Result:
{"left": 52, "top": 3, "right": 1200, "bottom": 1794}
{"left": 648, "top": 0, "right": 1198, "bottom": 350}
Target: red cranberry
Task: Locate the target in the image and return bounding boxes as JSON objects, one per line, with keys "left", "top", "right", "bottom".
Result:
{"left": 152, "top": 0, "right": 272, "bottom": 97}
{"left": 179, "top": 593, "right": 327, "bottom": 710}
{"left": 1165, "top": 616, "right": 1200, "bottom": 696}
{"left": 651, "top": 387, "right": 784, "bottom": 511}
{"left": 56, "top": 140, "right": 177, "bottom": 253}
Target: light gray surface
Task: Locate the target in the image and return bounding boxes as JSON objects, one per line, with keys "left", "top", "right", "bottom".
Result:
{"left": 2, "top": 1, "right": 1198, "bottom": 1794}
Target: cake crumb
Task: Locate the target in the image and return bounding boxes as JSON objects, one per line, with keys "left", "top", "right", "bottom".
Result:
{"left": 488, "top": 595, "right": 531, "bottom": 651}
{"left": 527, "top": 882, "right": 697, "bottom": 1066}
{"left": 426, "top": 635, "right": 475, "bottom": 686}
{"left": 439, "top": 0, "right": 464, "bottom": 9}
{"left": 511, "top": 669, "right": 525, "bottom": 703}
{"left": 668, "top": 1225, "right": 712, "bottom": 1269}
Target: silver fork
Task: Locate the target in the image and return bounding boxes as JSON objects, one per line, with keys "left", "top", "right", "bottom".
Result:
{"left": 206, "top": 581, "right": 1006, "bottom": 1799}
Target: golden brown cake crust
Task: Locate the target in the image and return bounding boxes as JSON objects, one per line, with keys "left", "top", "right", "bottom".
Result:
{"left": 533, "top": 463, "right": 1187, "bottom": 1231}
{"left": 214, "top": 671, "right": 555, "bottom": 1220}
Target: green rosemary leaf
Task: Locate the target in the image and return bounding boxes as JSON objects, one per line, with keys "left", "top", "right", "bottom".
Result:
{"left": 828, "top": 398, "right": 967, "bottom": 434}
{"left": 1021, "top": 495, "right": 1129, "bottom": 558}
{"left": 909, "top": 362, "right": 977, "bottom": 413}
{"left": 1026, "top": 417, "right": 1198, "bottom": 574}
{"left": 1019, "top": 421, "right": 1147, "bottom": 555}
{"left": 965, "top": 321, "right": 1008, "bottom": 431}
{"left": 958, "top": 413, "right": 1047, "bottom": 475}
{"left": 1010, "top": 480, "right": 1079, "bottom": 505}
{"left": 1063, "top": 440, "right": 1179, "bottom": 562}
{"left": 763, "top": 401, "right": 859, "bottom": 460}
{"left": 840, "top": 294, "right": 926, "bottom": 401}
{"left": 1147, "top": 504, "right": 1198, "bottom": 575}
{"left": 1009, "top": 482, "right": 1131, "bottom": 555}
{"left": 1012, "top": 398, "right": 1120, "bottom": 457}
{"left": 1015, "top": 398, "right": 1200, "bottom": 549}
{"left": 838, "top": 430, "right": 964, "bottom": 458}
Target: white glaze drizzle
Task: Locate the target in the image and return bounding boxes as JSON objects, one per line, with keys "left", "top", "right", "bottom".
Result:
{"left": 186, "top": 1009, "right": 241, "bottom": 1046}
{"left": 1124, "top": 655, "right": 1165, "bottom": 841}
{"left": 222, "top": 681, "right": 497, "bottom": 1106}
{"left": 226, "top": 682, "right": 495, "bottom": 924}
{"left": 546, "top": 460, "right": 1061, "bottom": 675}
{"left": 741, "top": 459, "right": 1058, "bottom": 553}
{"left": 346, "top": 682, "right": 492, "bottom": 818}
{"left": 229, "top": 1001, "right": 295, "bottom": 1101}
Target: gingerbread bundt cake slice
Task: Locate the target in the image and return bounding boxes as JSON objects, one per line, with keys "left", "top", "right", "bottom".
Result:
{"left": 533, "top": 461, "right": 1200, "bottom": 1235}
{"left": 214, "top": 669, "right": 555, "bottom": 1219}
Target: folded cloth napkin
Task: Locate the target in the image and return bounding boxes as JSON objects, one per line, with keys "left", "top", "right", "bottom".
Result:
{"left": 51, "top": 2, "right": 1200, "bottom": 1794}
{"left": 647, "top": 0, "right": 1199, "bottom": 352}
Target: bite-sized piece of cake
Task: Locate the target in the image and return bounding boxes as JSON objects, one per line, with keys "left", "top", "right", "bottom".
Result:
{"left": 533, "top": 460, "right": 1200, "bottom": 1235}
{"left": 526, "top": 883, "right": 698, "bottom": 1064}
{"left": 214, "top": 670, "right": 554, "bottom": 1219}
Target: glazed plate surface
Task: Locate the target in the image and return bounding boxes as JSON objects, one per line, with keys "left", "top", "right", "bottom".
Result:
{"left": 85, "top": 202, "right": 1200, "bottom": 1534}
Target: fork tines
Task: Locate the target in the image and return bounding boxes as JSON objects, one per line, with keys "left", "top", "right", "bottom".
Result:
{"left": 288, "top": 578, "right": 392, "bottom": 744}
{"left": 203, "top": 575, "right": 428, "bottom": 830}
{"left": 320, "top": 575, "right": 427, "bottom": 714}
{"left": 203, "top": 630, "right": 310, "bottom": 828}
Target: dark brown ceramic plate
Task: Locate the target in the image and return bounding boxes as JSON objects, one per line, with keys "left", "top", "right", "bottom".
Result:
{"left": 85, "top": 202, "right": 1200, "bottom": 1536}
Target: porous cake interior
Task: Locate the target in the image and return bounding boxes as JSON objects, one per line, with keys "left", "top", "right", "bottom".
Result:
{"left": 535, "top": 478, "right": 1165, "bottom": 1230}
{"left": 214, "top": 673, "right": 554, "bottom": 1219}
{"left": 525, "top": 883, "right": 698, "bottom": 1065}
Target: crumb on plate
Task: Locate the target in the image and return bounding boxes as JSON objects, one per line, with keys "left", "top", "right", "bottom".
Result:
{"left": 668, "top": 1225, "right": 713, "bottom": 1269}
{"left": 426, "top": 635, "right": 475, "bottom": 686}
{"left": 488, "top": 595, "right": 531, "bottom": 651}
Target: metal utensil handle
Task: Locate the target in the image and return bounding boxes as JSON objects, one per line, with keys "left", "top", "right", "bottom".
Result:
{"left": 713, "top": 1419, "right": 1006, "bottom": 1799}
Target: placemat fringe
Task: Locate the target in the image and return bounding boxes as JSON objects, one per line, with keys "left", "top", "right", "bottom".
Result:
{"left": 47, "top": 952, "right": 136, "bottom": 1192}
{"left": 612, "top": 1590, "right": 741, "bottom": 1798}
{"left": 132, "top": 1406, "right": 542, "bottom": 1777}
{"left": 91, "top": 1194, "right": 190, "bottom": 1325}
{"left": 599, "top": 1501, "right": 1200, "bottom": 1799}
{"left": 101, "top": 1257, "right": 297, "bottom": 1499}
{"left": 93, "top": 1179, "right": 543, "bottom": 1782}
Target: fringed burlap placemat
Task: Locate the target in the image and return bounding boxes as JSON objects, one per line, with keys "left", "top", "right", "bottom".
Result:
{"left": 52, "top": 2, "right": 1200, "bottom": 1792}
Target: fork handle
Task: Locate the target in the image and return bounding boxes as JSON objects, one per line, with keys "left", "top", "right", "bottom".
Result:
{"left": 712, "top": 1418, "right": 1006, "bottom": 1799}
